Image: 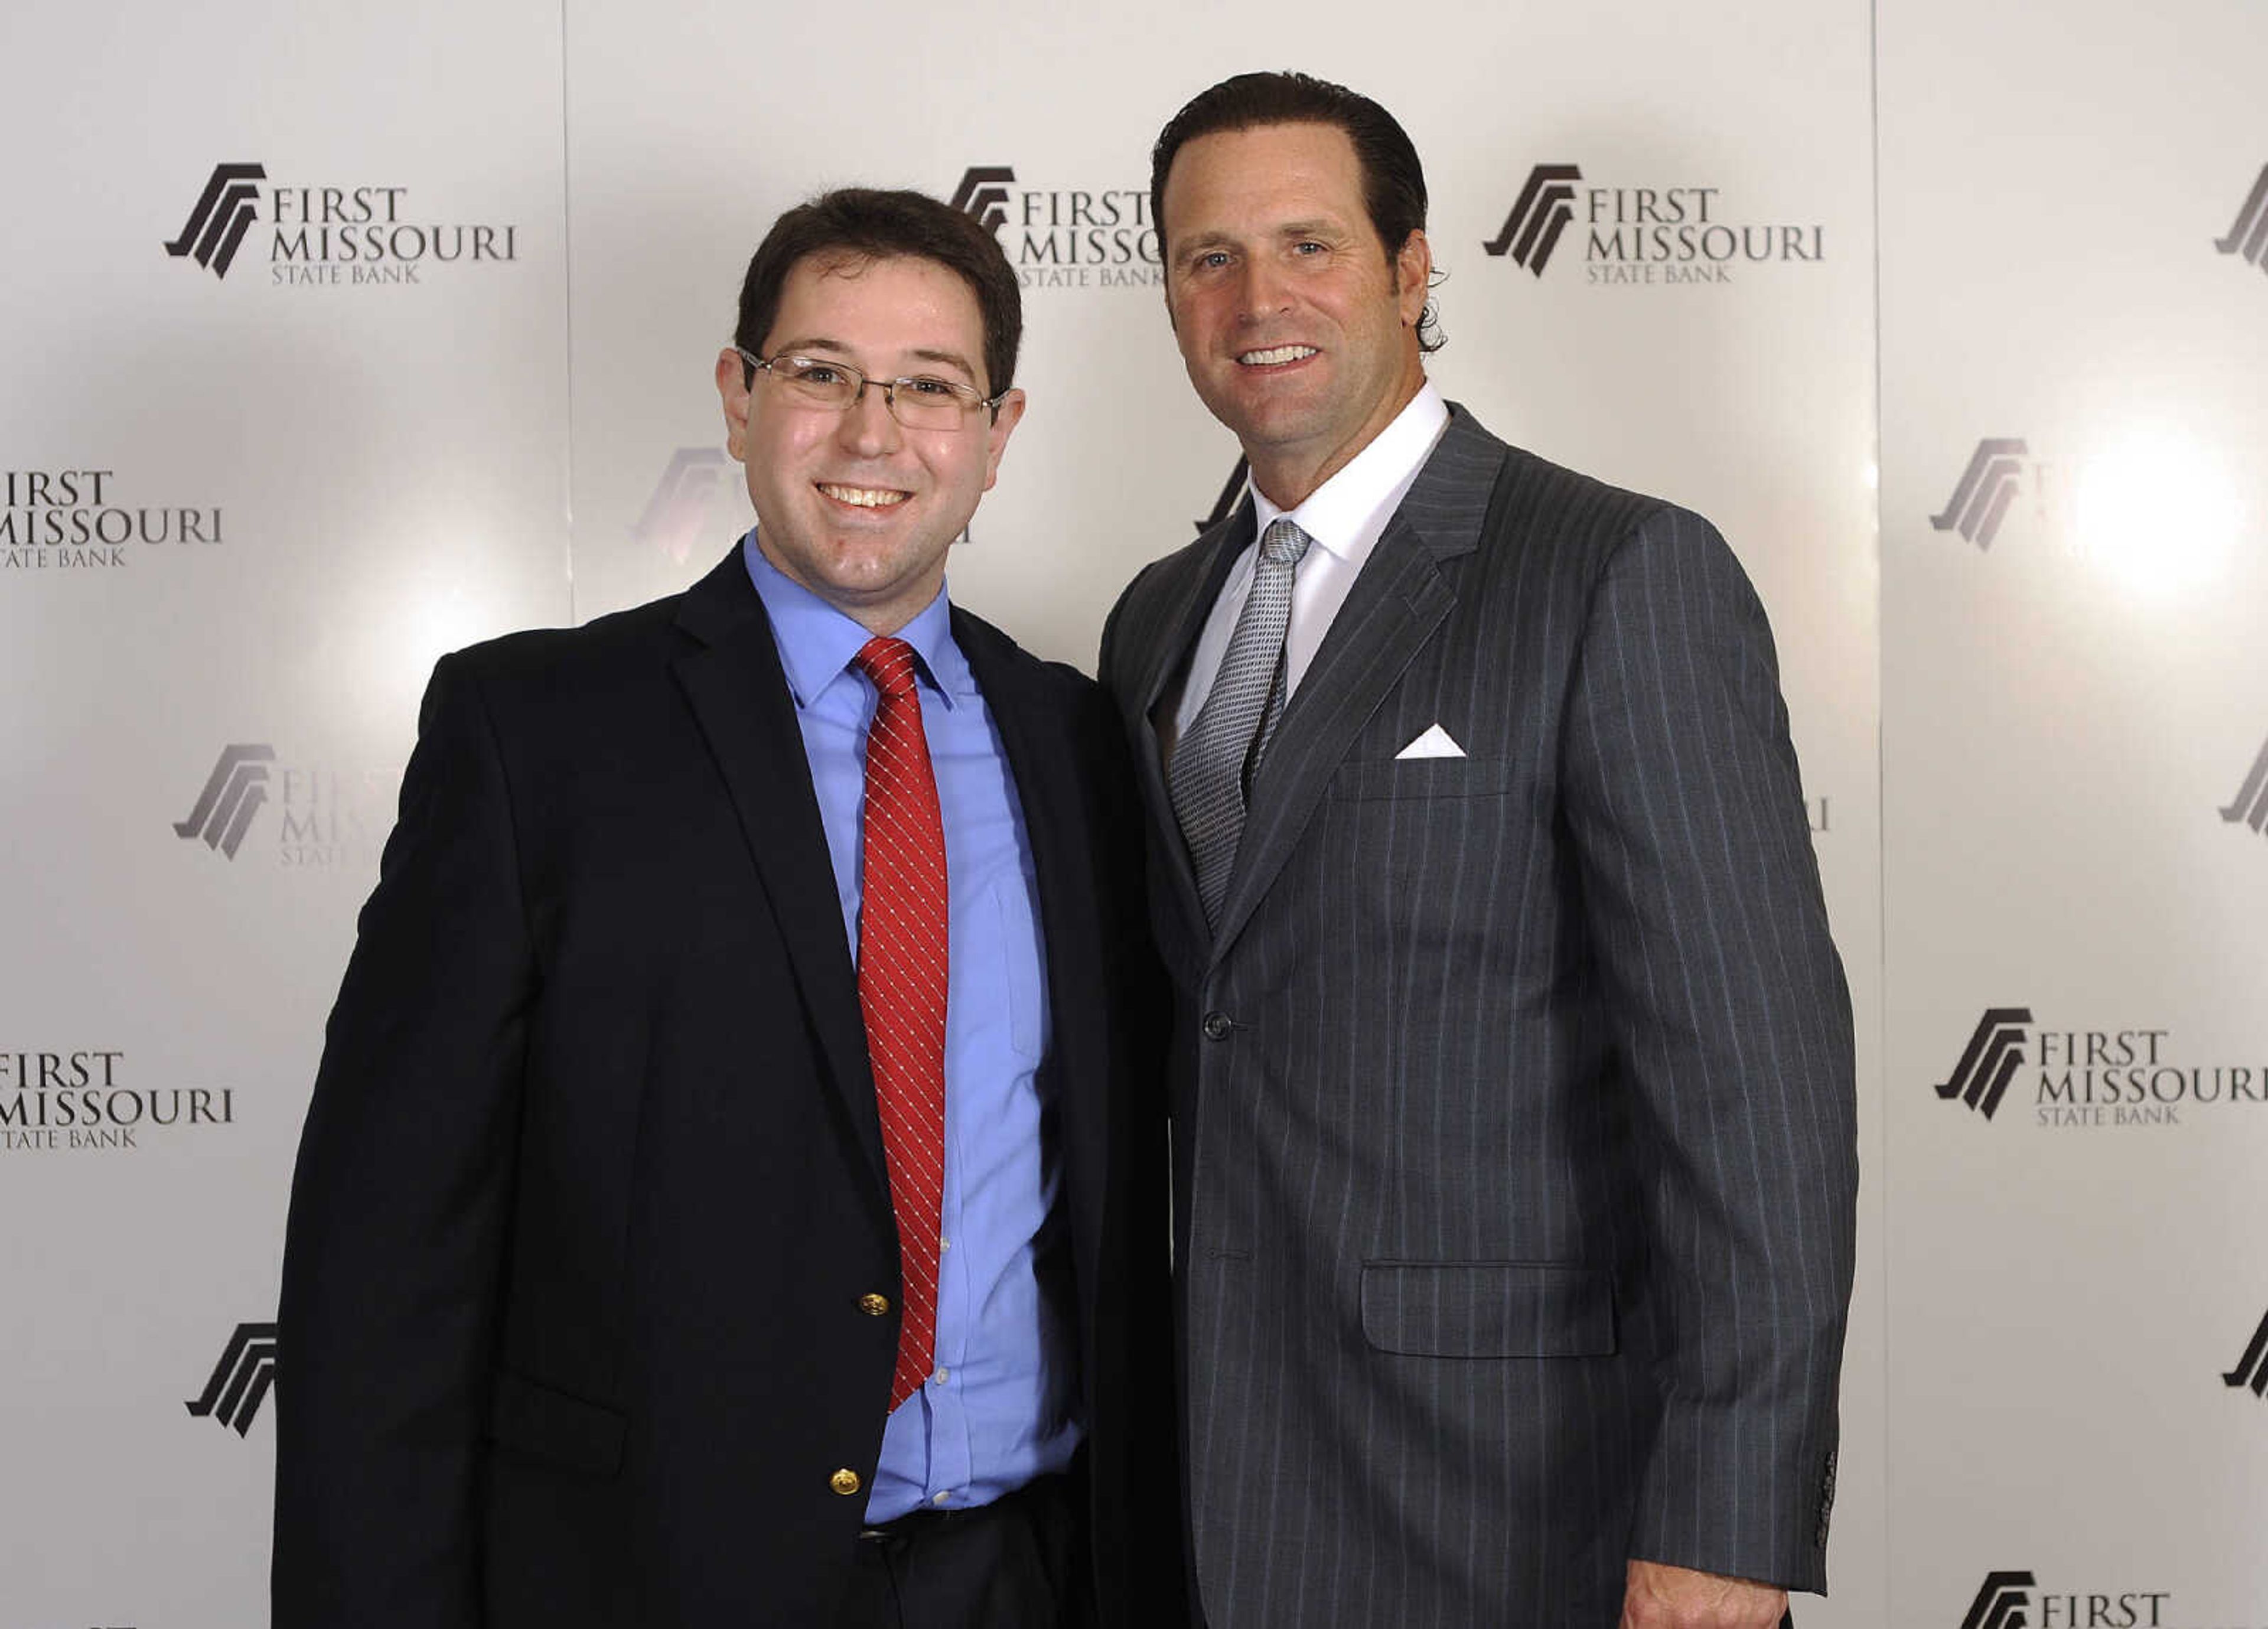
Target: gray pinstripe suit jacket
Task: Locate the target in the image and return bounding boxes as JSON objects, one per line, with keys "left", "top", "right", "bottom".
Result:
{"left": 1098, "top": 406, "right": 1858, "bottom": 1628}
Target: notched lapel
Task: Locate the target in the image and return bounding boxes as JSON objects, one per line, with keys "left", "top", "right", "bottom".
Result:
{"left": 1130, "top": 500, "right": 1254, "bottom": 956}
{"left": 1134, "top": 498, "right": 1254, "bottom": 724}
{"left": 956, "top": 614, "right": 1108, "bottom": 1330}
{"left": 1204, "top": 522, "right": 1452, "bottom": 962}
{"left": 1207, "top": 410, "right": 1507, "bottom": 965}
{"left": 669, "top": 553, "right": 889, "bottom": 1206}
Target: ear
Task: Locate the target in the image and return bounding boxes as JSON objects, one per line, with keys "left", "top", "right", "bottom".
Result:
{"left": 715, "top": 348, "right": 752, "bottom": 460}
{"left": 980, "top": 387, "right": 1028, "bottom": 491}
{"left": 1394, "top": 229, "right": 1432, "bottom": 329}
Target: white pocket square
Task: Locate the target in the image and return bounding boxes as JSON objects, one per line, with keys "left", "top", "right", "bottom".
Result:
{"left": 1394, "top": 724, "right": 1466, "bottom": 760}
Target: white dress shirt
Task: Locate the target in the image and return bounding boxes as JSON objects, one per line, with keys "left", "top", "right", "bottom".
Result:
{"left": 1168, "top": 383, "right": 1451, "bottom": 752}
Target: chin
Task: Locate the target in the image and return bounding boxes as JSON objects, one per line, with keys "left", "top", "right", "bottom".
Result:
{"left": 1229, "top": 406, "right": 1324, "bottom": 450}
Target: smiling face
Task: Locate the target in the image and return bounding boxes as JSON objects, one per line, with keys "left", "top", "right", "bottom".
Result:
{"left": 1159, "top": 120, "right": 1430, "bottom": 508}
{"left": 715, "top": 252, "right": 1024, "bottom": 634}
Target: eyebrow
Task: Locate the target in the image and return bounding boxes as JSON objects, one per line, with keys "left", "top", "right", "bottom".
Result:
{"left": 770, "top": 335, "right": 980, "bottom": 384}
{"left": 907, "top": 346, "right": 980, "bottom": 382}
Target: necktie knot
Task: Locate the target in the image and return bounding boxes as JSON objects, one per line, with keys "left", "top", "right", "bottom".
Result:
{"left": 854, "top": 635, "right": 921, "bottom": 699}
{"left": 1258, "top": 516, "right": 1311, "bottom": 569}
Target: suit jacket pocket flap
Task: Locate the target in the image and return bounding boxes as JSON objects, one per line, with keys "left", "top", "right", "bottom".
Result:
{"left": 1331, "top": 755, "right": 1517, "bottom": 802}
{"left": 1360, "top": 1260, "right": 1616, "bottom": 1358}
{"left": 484, "top": 1368, "right": 626, "bottom": 1477}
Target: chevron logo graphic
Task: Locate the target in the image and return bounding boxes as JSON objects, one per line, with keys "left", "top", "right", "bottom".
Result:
{"left": 949, "top": 166, "right": 1016, "bottom": 236}
{"left": 1936, "top": 1008, "right": 2035, "bottom": 1120}
{"left": 1196, "top": 456, "right": 1249, "bottom": 535}
{"left": 1481, "top": 164, "right": 1583, "bottom": 273}
{"left": 2214, "top": 163, "right": 2268, "bottom": 272}
{"left": 184, "top": 1321, "right": 277, "bottom": 1436}
{"left": 1959, "top": 1572, "right": 2038, "bottom": 1629}
{"left": 173, "top": 744, "right": 277, "bottom": 859}
{"left": 632, "top": 447, "right": 734, "bottom": 565}
{"left": 2221, "top": 734, "right": 2268, "bottom": 835}
{"left": 2225, "top": 1306, "right": 2268, "bottom": 1397}
{"left": 164, "top": 163, "right": 269, "bottom": 279}
{"left": 1931, "top": 439, "right": 2031, "bottom": 548}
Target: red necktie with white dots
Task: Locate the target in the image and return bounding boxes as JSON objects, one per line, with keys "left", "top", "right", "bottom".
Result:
{"left": 851, "top": 636, "right": 948, "bottom": 1412}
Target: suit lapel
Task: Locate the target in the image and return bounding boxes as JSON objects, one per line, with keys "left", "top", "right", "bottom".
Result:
{"left": 1130, "top": 499, "right": 1254, "bottom": 957}
{"left": 1207, "top": 409, "right": 1507, "bottom": 967}
{"left": 956, "top": 611, "right": 1107, "bottom": 1328}
{"left": 670, "top": 549, "right": 889, "bottom": 1205}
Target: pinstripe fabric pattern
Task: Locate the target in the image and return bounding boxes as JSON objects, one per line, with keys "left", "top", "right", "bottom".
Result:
{"left": 1099, "top": 407, "right": 1858, "bottom": 1628}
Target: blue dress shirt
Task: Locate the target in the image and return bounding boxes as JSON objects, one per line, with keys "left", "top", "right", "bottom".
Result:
{"left": 742, "top": 533, "right": 1078, "bottom": 1522}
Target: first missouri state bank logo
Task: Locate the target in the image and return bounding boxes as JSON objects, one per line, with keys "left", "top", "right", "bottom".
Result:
{"left": 2215, "top": 163, "right": 2267, "bottom": 274}
{"left": 1955, "top": 1572, "right": 2193, "bottom": 1628}
{"left": 950, "top": 167, "right": 1015, "bottom": 234}
{"left": 173, "top": 743, "right": 395, "bottom": 868}
{"left": 164, "top": 161, "right": 518, "bottom": 286}
{"left": 1482, "top": 161, "right": 1824, "bottom": 286}
{"left": 2221, "top": 733, "right": 2268, "bottom": 838}
{"left": 185, "top": 1321, "right": 276, "bottom": 1436}
{"left": 1935, "top": 1008, "right": 2035, "bottom": 1120}
{"left": 2, "top": 466, "right": 226, "bottom": 574}
{"left": 164, "top": 162, "right": 269, "bottom": 278}
{"left": 1961, "top": 1573, "right": 2039, "bottom": 1629}
{"left": 1483, "top": 164, "right": 1583, "bottom": 273}
{"left": 633, "top": 447, "right": 741, "bottom": 565}
{"left": 174, "top": 744, "right": 275, "bottom": 859}
{"left": 2225, "top": 1305, "right": 2268, "bottom": 1398}
{"left": 1931, "top": 439, "right": 2034, "bottom": 549}
{"left": 949, "top": 164, "right": 1160, "bottom": 290}
{"left": 1933, "top": 1007, "right": 2267, "bottom": 1129}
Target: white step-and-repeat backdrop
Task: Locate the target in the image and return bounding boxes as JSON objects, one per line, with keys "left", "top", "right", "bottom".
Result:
{"left": 1, "top": 0, "right": 2259, "bottom": 1624}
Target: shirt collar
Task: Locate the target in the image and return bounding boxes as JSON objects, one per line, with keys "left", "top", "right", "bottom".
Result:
{"left": 739, "top": 529, "right": 969, "bottom": 709}
{"left": 1250, "top": 380, "right": 1451, "bottom": 560}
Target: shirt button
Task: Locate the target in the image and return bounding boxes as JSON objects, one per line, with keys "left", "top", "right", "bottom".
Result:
{"left": 932, "top": 1490, "right": 951, "bottom": 1506}
{"left": 858, "top": 1293, "right": 890, "bottom": 1317}
{"left": 830, "top": 1468, "right": 862, "bottom": 1497}
{"left": 933, "top": 1367, "right": 949, "bottom": 1386}
{"left": 1202, "top": 1012, "right": 1232, "bottom": 1041}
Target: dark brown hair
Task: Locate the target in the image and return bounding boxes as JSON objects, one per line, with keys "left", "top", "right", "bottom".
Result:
{"left": 734, "top": 187, "right": 1024, "bottom": 395}
{"left": 1150, "top": 71, "right": 1441, "bottom": 353}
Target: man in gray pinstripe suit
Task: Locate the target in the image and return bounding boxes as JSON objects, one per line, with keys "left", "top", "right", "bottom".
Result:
{"left": 1098, "top": 72, "right": 1858, "bottom": 1629}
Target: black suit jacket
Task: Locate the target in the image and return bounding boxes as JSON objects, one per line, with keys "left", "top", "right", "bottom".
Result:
{"left": 1100, "top": 408, "right": 1858, "bottom": 1627}
{"left": 275, "top": 547, "right": 1180, "bottom": 1628}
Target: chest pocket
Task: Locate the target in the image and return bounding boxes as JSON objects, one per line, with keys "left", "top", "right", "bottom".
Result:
{"left": 1330, "top": 754, "right": 1518, "bottom": 802}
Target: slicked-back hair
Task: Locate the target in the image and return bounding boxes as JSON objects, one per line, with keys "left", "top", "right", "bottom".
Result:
{"left": 1150, "top": 70, "right": 1442, "bottom": 353}
{"left": 733, "top": 187, "right": 1024, "bottom": 396}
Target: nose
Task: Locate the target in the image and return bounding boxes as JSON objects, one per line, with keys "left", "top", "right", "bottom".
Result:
{"left": 835, "top": 379, "right": 903, "bottom": 456}
{"left": 1235, "top": 258, "right": 1293, "bottom": 323}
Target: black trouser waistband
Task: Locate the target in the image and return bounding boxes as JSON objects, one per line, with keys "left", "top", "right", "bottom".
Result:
{"left": 856, "top": 1469, "right": 1076, "bottom": 1544}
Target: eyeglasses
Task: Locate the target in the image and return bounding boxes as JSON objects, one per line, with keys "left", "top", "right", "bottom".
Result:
{"left": 735, "top": 347, "right": 1006, "bottom": 432}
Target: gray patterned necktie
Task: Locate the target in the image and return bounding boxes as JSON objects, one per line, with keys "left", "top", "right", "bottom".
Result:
{"left": 1169, "top": 517, "right": 1313, "bottom": 927}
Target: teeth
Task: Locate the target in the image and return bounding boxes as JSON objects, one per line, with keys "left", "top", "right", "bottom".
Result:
{"left": 1238, "top": 345, "right": 1317, "bottom": 366}
{"left": 818, "top": 484, "right": 908, "bottom": 508}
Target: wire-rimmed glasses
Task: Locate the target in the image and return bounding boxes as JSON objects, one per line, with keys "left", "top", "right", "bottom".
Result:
{"left": 735, "top": 347, "right": 1006, "bottom": 431}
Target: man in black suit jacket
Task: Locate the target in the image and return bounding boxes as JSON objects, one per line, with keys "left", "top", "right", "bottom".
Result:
{"left": 1100, "top": 74, "right": 1857, "bottom": 1628}
{"left": 276, "top": 188, "right": 1179, "bottom": 1629}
